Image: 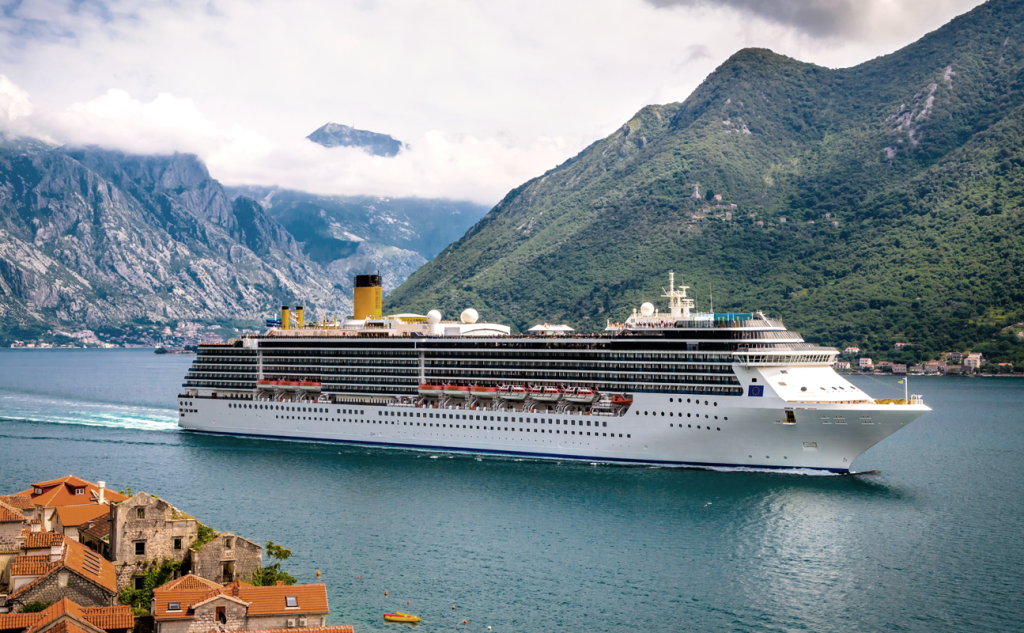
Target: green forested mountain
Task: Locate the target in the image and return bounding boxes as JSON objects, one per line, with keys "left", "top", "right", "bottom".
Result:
{"left": 386, "top": 0, "right": 1024, "bottom": 365}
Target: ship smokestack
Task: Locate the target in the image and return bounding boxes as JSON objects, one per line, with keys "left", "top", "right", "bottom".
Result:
{"left": 281, "top": 306, "right": 290, "bottom": 330}
{"left": 354, "top": 274, "right": 382, "bottom": 320}
{"left": 296, "top": 306, "right": 304, "bottom": 328}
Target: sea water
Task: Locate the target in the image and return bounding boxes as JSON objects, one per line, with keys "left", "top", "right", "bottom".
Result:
{"left": 1, "top": 349, "right": 1022, "bottom": 632}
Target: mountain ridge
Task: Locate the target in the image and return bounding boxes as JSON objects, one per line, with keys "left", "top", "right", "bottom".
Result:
{"left": 386, "top": 0, "right": 1024, "bottom": 365}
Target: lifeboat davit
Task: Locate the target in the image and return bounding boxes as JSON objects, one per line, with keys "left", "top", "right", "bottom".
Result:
{"left": 444, "top": 384, "right": 470, "bottom": 398}
{"left": 498, "top": 385, "right": 528, "bottom": 401}
{"left": 471, "top": 386, "right": 497, "bottom": 399}
{"left": 418, "top": 383, "right": 442, "bottom": 397}
{"left": 530, "top": 385, "right": 562, "bottom": 402}
{"left": 564, "top": 386, "right": 599, "bottom": 404}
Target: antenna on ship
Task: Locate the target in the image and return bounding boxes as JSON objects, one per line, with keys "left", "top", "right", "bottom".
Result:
{"left": 662, "top": 271, "right": 694, "bottom": 319}
{"left": 710, "top": 283, "right": 713, "bottom": 315}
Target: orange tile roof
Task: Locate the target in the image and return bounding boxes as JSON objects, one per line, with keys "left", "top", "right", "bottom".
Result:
{"left": 152, "top": 577, "right": 328, "bottom": 620}
{"left": 80, "top": 607, "right": 134, "bottom": 631}
{"left": 237, "top": 584, "right": 329, "bottom": 616}
{"left": 45, "top": 622, "right": 93, "bottom": 633}
{"left": 24, "top": 532, "right": 65, "bottom": 549}
{"left": 0, "top": 500, "right": 23, "bottom": 523}
{"left": 11, "top": 555, "right": 59, "bottom": 577}
{"left": 0, "top": 494, "right": 34, "bottom": 510}
{"left": 54, "top": 505, "right": 109, "bottom": 529}
{"left": 0, "top": 602, "right": 132, "bottom": 633}
{"left": 0, "top": 612, "right": 43, "bottom": 630}
{"left": 62, "top": 539, "right": 116, "bottom": 593}
{"left": 17, "top": 477, "right": 125, "bottom": 509}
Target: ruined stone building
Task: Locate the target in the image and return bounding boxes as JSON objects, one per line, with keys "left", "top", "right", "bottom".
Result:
{"left": 189, "top": 534, "right": 261, "bottom": 585}
{"left": 152, "top": 576, "right": 349, "bottom": 633}
{"left": 108, "top": 493, "right": 198, "bottom": 590}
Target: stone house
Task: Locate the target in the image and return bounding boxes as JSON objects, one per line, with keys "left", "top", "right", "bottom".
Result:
{"left": 893, "top": 364, "right": 907, "bottom": 375}
{"left": 0, "top": 597, "right": 133, "bottom": 633}
{"left": 190, "top": 534, "right": 261, "bottom": 585}
{"left": 964, "top": 352, "right": 984, "bottom": 369}
{"left": 6, "top": 536, "right": 117, "bottom": 611}
{"left": 152, "top": 576, "right": 333, "bottom": 633}
{"left": 109, "top": 493, "right": 198, "bottom": 590}
{"left": 948, "top": 351, "right": 963, "bottom": 363}
{"left": 0, "top": 500, "right": 27, "bottom": 592}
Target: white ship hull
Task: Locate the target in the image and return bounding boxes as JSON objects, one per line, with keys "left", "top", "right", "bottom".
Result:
{"left": 178, "top": 372, "right": 927, "bottom": 473}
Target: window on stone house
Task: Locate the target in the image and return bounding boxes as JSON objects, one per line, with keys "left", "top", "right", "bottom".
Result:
{"left": 135, "top": 541, "right": 146, "bottom": 556}
{"left": 134, "top": 576, "right": 145, "bottom": 590}
{"left": 136, "top": 508, "right": 145, "bottom": 520}
{"left": 222, "top": 561, "right": 234, "bottom": 583}
{"left": 225, "top": 537, "right": 233, "bottom": 549}
{"left": 74, "top": 488, "right": 84, "bottom": 495}
{"left": 174, "top": 537, "right": 182, "bottom": 550}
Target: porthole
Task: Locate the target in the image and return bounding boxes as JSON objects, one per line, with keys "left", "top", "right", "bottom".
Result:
{"left": 697, "top": 425, "right": 701, "bottom": 429}
{"left": 669, "top": 398, "right": 674, "bottom": 402}
{"left": 660, "top": 412, "right": 664, "bottom": 416}
{"left": 687, "top": 413, "right": 691, "bottom": 418}
{"left": 716, "top": 427, "right": 720, "bottom": 431}
{"left": 713, "top": 402, "right": 717, "bottom": 407}
{"left": 687, "top": 398, "right": 691, "bottom": 403}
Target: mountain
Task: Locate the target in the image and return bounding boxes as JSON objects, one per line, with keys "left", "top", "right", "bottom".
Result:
{"left": 307, "top": 123, "right": 406, "bottom": 157}
{"left": 0, "top": 145, "right": 453, "bottom": 345}
{"left": 386, "top": 0, "right": 1024, "bottom": 366}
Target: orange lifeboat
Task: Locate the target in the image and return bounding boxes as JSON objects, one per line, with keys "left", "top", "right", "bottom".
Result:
{"left": 472, "top": 386, "right": 498, "bottom": 399}
{"left": 418, "top": 383, "right": 442, "bottom": 397}
{"left": 444, "top": 384, "right": 470, "bottom": 398}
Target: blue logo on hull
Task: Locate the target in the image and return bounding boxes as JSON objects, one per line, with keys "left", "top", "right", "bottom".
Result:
{"left": 748, "top": 385, "right": 764, "bottom": 397}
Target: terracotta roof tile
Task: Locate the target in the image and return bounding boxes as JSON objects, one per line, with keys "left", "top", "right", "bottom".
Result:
{"left": 79, "top": 519, "right": 110, "bottom": 541}
{"left": 11, "top": 555, "right": 59, "bottom": 577}
{"left": 237, "top": 584, "right": 329, "bottom": 616}
{"left": 0, "top": 495, "right": 34, "bottom": 511}
{"left": 43, "top": 622, "right": 94, "bottom": 633}
{"left": 152, "top": 577, "right": 328, "bottom": 620}
{"left": 62, "top": 539, "right": 116, "bottom": 593}
{"left": 80, "top": 607, "right": 134, "bottom": 631}
{"left": 55, "top": 506, "right": 108, "bottom": 529}
{"left": 17, "top": 476, "right": 125, "bottom": 509}
{"left": 0, "top": 612, "right": 43, "bottom": 631}
{"left": 0, "top": 500, "right": 25, "bottom": 523}
{"left": 24, "top": 597, "right": 92, "bottom": 633}
{"left": 24, "top": 532, "right": 65, "bottom": 549}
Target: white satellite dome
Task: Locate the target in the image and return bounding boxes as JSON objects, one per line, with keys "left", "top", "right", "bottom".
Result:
{"left": 427, "top": 310, "right": 442, "bottom": 324}
{"left": 460, "top": 308, "right": 479, "bottom": 324}
{"left": 640, "top": 302, "right": 655, "bottom": 317}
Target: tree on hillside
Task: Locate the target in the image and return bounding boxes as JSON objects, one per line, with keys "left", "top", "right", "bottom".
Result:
{"left": 250, "top": 541, "right": 297, "bottom": 586}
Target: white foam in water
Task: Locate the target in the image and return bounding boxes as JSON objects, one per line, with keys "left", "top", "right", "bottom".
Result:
{"left": 0, "top": 392, "right": 178, "bottom": 432}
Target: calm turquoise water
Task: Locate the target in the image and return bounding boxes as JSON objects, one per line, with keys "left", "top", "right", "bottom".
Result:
{"left": 1, "top": 349, "right": 1022, "bottom": 632}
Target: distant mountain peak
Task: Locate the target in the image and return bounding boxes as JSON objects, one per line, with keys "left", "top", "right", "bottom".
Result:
{"left": 307, "top": 123, "right": 406, "bottom": 157}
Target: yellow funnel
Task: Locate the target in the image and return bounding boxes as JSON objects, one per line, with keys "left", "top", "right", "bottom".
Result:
{"left": 354, "top": 274, "right": 382, "bottom": 320}
{"left": 296, "top": 306, "right": 304, "bottom": 328}
{"left": 281, "top": 306, "right": 290, "bottom": 330}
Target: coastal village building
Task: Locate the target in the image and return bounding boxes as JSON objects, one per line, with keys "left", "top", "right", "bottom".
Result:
{"left": 844, "top": 347, "right": 860, "bottom": 354}
{"left": 6, "top": 534, "right": 117, "bottom": 611}
{"left": 833, "top": 361, "right": 851, "bottom": 370}
{"left": 12, "top": 478, "right": 125, "bottom": 535}
{"left": 893, "top": 364, "right": 908, "bottom": 375}
{"left": 0, "top": 501, "right": 27, "bottom": 591}
{"left": 948, "top": 351, "right": 964, "bottom": 363}
{"left": 189, "top": 534, "right": 261, "bottom": 585}
{"left": 109, "top": 493, "right": 198, "bottom": 590}
{"left": 152, "top": 576, "right": 351, "bottom": 633}
{"left": 0, "top": 597, "right": 133, "bottom": 633}
{"left": 964, "top": 352, "right": 984, "bottom": 369}
{"left": 859, "top": 358, "right": 873, "bottom": 369}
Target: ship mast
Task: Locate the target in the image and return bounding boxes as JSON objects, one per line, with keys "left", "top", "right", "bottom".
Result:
{"left": 663, "top": 271, "right": 695, "bottom": 319}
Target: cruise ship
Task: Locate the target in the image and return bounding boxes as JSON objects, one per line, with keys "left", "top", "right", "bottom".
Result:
{"left": 177, "top": 273, "right": 929, "bottom": 472}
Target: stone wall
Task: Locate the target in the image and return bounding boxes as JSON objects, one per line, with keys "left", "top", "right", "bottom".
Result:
{"left": 190, "top": 534, "right": 261, "bottom": 585}
{"left": 10, "top": 570, "right": 115, "bottom": 610}
{"left": 0, "top": 520, "right": 24, "bottom": 553}
{"left": 243, "top": 614, "right": 327, "bottom": 630}
{"left": 110, "top": 493, "right": 197, "bottom": 590}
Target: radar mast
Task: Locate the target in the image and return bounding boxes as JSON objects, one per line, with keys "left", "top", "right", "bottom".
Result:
{"left": 663, "top": 271, "right": 695, "bottom": 319}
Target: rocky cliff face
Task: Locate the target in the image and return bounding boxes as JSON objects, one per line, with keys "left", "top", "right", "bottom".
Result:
{"left": 0, "top": 145, "right": 431, "bottom": 341}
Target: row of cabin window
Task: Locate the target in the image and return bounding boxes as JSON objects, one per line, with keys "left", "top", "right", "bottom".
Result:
{"left": 379, "top": 410, "right": 608, "bottom": 427}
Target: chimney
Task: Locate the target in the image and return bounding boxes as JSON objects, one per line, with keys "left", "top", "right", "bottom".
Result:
{"left": 232, "top": 584, "right": 240, "bottom": 597}
{"left": 98, "top": 481, "right": 105, "bottom": 504}
{"left": 276, "top": 581, "right": 284, "bottom": 586}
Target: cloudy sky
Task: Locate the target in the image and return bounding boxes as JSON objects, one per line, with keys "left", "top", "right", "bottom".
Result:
{"left": 0, "top": 0, "right": 985, "bottom": 204}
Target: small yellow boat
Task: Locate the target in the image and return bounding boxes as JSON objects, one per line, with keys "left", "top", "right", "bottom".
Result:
{"left": 383, "top": 612, "right": 421, "bottom": 623}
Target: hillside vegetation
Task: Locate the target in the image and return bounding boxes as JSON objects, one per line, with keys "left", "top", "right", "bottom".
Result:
{"left": 387, "top": 0, "right": 1024, "bottom": 365}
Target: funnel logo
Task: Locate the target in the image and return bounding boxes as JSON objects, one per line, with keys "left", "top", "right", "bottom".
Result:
{"left": 748, "top": 385, "right": 764, "bottom": 397}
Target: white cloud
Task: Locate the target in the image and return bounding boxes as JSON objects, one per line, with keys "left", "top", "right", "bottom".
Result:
{"left": 0, "top": 0, "right": 988, "bottom": 203}
{"left": 0, "top": 74, "right": 33, "bottom": 132}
